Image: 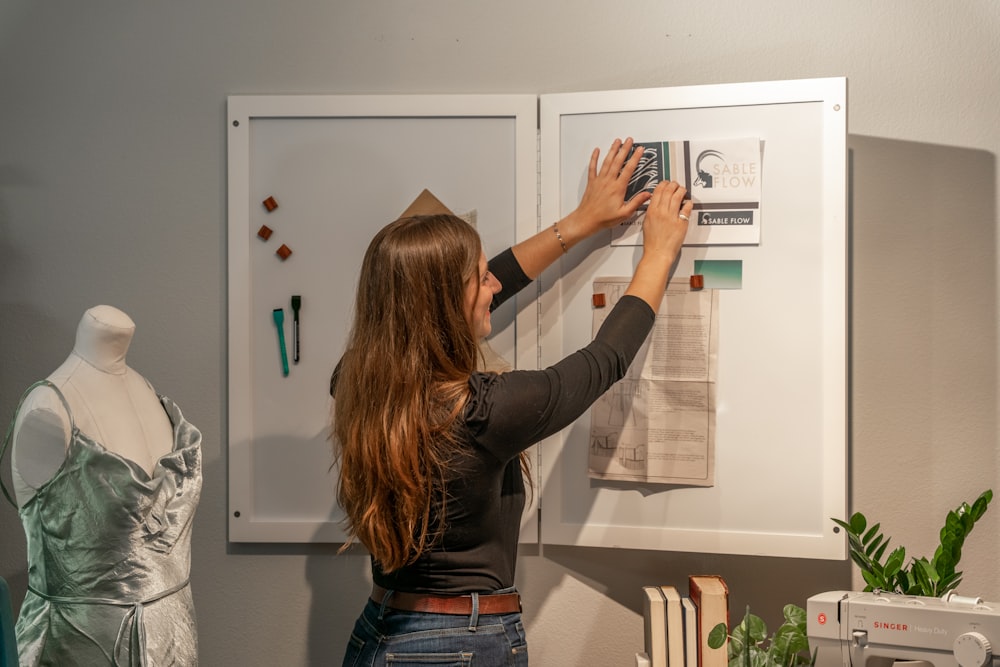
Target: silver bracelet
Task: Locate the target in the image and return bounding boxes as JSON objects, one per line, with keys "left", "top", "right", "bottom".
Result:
{"left": 552, "top": 222, "right": 568, "bottom": 253}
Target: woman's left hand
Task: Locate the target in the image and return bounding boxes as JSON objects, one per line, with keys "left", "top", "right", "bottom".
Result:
{"left": 563, "top": 137, "right": 652, "bottom": 241}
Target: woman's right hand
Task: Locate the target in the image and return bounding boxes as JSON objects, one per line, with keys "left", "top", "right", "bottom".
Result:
{"left": 624, "top": 179, "right": 693, "bottom": 310}
{"left": 641, "top": 180, "right": 692, "bottom": 264}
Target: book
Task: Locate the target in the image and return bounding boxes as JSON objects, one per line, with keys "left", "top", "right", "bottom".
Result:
{"left": 660, "top": 585, "right": 685, "bottom": 667}
{"left": 680, "top": 596, "right": 699, "bottom": 667}
{"left": 642, "top": 585, "right": 668, "bottom": 667}
{"left": 688, "top": 575, "right": 730, "bottom": 667}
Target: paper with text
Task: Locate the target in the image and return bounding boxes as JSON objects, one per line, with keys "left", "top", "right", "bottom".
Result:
{"left": 588, "top": 277, "right": 719, "bottom": 485}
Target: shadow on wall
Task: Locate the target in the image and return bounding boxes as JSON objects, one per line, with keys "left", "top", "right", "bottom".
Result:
{"left": 215, "top": 430, "right": 369, "bottom": 665}
{"left": 538, "top": 545, "right": 850, "bottom": 622}
{"left": 847, "top": 134, "right": 997, "bottom": 586}
{"left": 305, "top": 542, "right": 371, "bottom": 664}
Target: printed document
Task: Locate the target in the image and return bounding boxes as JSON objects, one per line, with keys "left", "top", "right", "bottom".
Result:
{"left": 588, "top": 277, "right": 719, "bottom": 485}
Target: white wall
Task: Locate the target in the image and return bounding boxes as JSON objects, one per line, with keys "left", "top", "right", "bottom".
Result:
{"left": 1, "top": 2, "right": 997, "bottom": 665}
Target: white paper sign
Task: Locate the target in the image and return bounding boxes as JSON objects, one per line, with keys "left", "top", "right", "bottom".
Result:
{"left": 613, "top": 137, "right": 762, "bottom": 246}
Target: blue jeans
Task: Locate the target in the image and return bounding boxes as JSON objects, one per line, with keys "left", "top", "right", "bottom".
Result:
{"left": 341, "top": 589, "right": 529, "bottom": 666}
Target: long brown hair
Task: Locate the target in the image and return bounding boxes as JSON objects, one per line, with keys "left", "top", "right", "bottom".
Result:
{"left": 333, "top": 214, "right": 483, "bottom": 572}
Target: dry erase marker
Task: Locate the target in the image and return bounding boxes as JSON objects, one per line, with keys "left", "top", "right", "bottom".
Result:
{"left": 291, "top": 295, "right": 301, "bottom": 363}
{"left": 272, "top": 308, "right": 289, "bottom": 376}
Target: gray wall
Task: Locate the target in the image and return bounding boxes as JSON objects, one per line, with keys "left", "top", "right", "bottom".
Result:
{"left": 1, "top": 2, "right": 998, "bottom": 665}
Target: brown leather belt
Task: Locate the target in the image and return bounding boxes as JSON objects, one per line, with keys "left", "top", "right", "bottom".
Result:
{"left": 371, "top": 584, "right": 522, "bottom": 615}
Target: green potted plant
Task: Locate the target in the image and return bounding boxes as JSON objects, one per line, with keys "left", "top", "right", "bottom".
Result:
{"left": 831, "top": 488, "right": 992, "bottom": 596}
{"left": 706, "top": 489, "right": 993, "bottom": 666}
{"left": 708, "top": 604, "right": 814, "bottom": 667}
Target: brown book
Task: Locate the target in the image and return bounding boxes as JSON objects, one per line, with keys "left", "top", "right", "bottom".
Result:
{"left": 688, "top": 575, "right": 729, "bottom": 667}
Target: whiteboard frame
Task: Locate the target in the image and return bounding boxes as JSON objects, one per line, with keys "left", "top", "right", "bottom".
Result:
{"left": 537, "top": 78, "right": 848, "bottom": 559}
{"left": 227, "top": 94, "right": 540, "bottom": 542}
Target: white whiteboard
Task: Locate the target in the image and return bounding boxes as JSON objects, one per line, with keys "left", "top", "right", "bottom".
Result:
{"left": 226, "top": 95, "right": 539, "bottom": 542}
{"left": 537, "top": 78, "right": 848, "bottom": 559}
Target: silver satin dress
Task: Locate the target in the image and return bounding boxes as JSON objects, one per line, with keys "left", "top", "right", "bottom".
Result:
{"left": 8, "top": 381, "right": 202, "bottom": 666}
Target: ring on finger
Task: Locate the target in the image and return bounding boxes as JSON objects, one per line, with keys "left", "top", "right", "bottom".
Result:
{"left": 678, "top": 213, "right": 690, "bottom": 221}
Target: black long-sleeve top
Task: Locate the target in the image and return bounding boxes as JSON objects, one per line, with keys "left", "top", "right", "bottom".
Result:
{"left": 373, "top": 248, "right": 655, "bottom": 594}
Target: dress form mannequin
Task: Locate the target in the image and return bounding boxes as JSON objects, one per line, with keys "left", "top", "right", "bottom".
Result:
{"left": 10, "top": 304, "right": 174, "bottom": 506}
{"left": 3, "top": 305, "right": 201, "bottom": 665}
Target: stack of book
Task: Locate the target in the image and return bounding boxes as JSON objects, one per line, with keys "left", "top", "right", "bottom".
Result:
{"left": 637, "top": 575, "right": 729, "bottom": 667}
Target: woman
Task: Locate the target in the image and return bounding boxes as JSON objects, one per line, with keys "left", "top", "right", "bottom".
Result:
{"left": 333, "top": 138, "right": 693, "bottom": 666}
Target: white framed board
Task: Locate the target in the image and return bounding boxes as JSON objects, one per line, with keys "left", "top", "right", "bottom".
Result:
{"left": 537, "top": 78, "right": 848, "bottom": 559}
{"left": 226, "top": 94, "right": 540, "bottom": 542}
{"left": 226, "top": 79, "right": 848, "bottom": 559}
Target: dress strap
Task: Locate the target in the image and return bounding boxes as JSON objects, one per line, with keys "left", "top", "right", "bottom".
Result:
{"left": 0, "top": 380, "right": 75, "bottom": 508}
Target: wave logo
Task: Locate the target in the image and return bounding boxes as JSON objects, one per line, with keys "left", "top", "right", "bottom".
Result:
{"left": 694, "top": 149, "right": 725, "bottom": 188}
{"left": 625, "top": 145, "right": 661, "bottom": 204}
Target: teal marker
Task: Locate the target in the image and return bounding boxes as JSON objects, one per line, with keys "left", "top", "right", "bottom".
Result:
{"left": 272, "top": 308, "right": 289, "bottom": 376}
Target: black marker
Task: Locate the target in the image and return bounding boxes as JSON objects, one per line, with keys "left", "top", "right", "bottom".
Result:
{"left": 291, "top": 295, "right": 301, "bottom": 363}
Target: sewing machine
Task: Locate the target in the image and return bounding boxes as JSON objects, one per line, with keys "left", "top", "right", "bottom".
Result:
{"left": 808, "top": 591, "right": 1000, "bottom": 666}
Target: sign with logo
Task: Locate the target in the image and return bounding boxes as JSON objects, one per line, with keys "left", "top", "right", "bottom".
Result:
{"left": 613, "top": 136, "right": 762, "bottom": 246}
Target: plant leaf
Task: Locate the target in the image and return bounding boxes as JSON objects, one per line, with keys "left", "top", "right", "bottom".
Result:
{"left": 709, "top": 622, "right": 729, "bottom": 649}
{"left": 848, "top": 512, "right": 867, "bottom": 534}
{"left": 727, "top": 633, "right": 745, "bottom": 660}
{"left": 884, "top": 547, "right": 905, "bottom": 578}
{"left": 944, "top": 511, "right": 962, "bottom": 538}
{"left": 971, "top": 490, "right": 992, "bottom": 520}
{"left": 865, "top": 533, "right": 885, "bottom": 558}
{"left": 900, "top": 569, "right": 918, "bottom": 595}
{"left": 783, "top": 604, "right": 806, "bottom": 627}
{"left": 860, "top": 569, "right": 880, "bottom": 590}
{"left": 862, "top": 522, "right": 881, "bottom": 546}
{"left": 933, "top": 545, "right": 956, "bottom": 577}
{"left": 912, "top": 563, "right": 932, "bottom": 595}
{"left": 847, "top": 545, "right": 870, "bottom": 569}
{"left": 730, "top": 621, "right": 747, "bottom": 651}
{"left": 775, "top": 625, "right": 810, "bottom": 657}
{"left": 745, "top": 613, "right": 767, "bottom": 643}
{"left": 938, "top": 571, "right": 961, "bottom": 594}
{"left": 771, "top": 624, "right": 808, "bottom": 664}
{"left": 917, "top": 557, "right": 940, "bottom": 583}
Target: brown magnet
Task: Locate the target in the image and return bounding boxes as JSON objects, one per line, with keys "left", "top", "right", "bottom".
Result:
{"left": 592, "top": 293, "right": 607, "bottom": 308}
{"left": 276, "top": 244, "right": 292, "bottom": 260}
{"left": 263, "top": 196, "right": 278, "bottom": 212}
{"left": 257, "top": 224, "right": 273, "bottom": 241}
{"left": 690, "top": 274, "right": 704, "bottom": 290}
